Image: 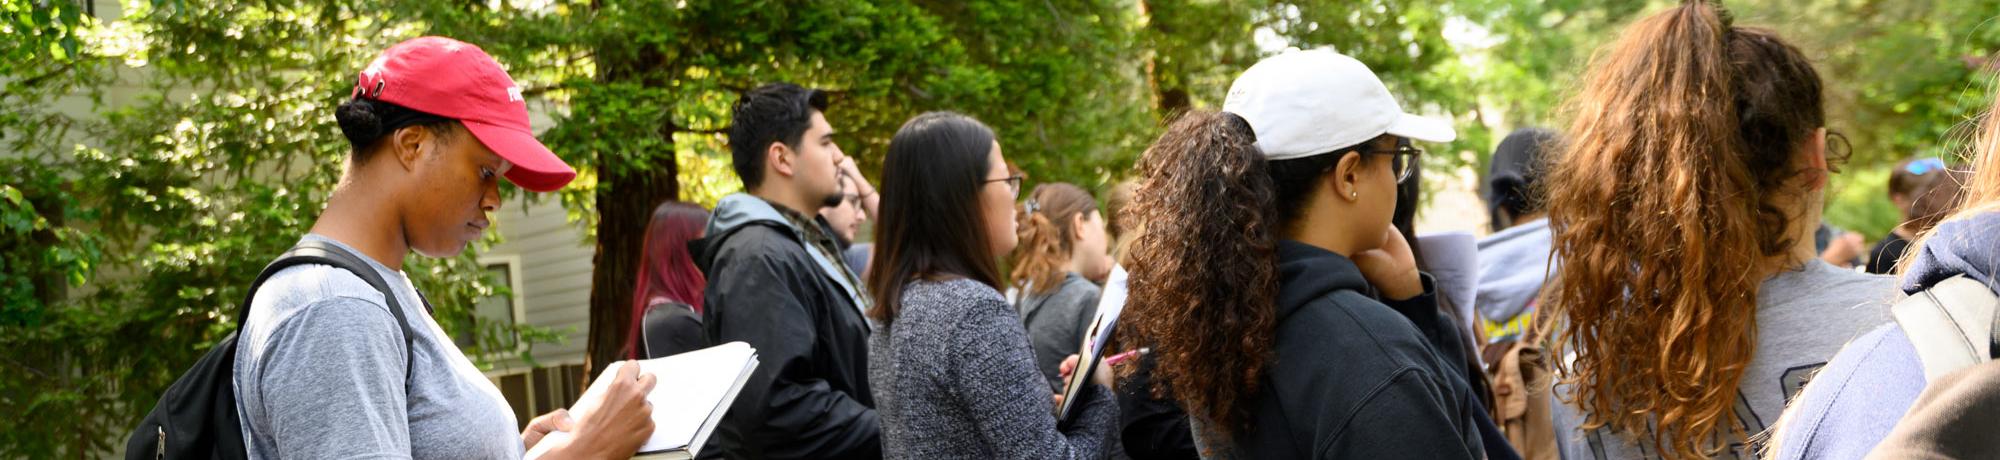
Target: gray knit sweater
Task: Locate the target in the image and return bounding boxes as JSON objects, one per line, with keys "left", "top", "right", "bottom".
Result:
{"left": 869, "top": 277, "right": 1119, "bottom": 459}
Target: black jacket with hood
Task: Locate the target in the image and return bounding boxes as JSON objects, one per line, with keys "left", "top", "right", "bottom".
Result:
{"left": 692, "top": 193, "right": 879, "bottom": 460}
{"left": 1200, "top": 240, "right": 1485, "bottom": 459}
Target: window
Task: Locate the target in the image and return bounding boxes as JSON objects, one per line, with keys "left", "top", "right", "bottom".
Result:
{"left": 460, "top": 257, "right": 528, "bottom": 354}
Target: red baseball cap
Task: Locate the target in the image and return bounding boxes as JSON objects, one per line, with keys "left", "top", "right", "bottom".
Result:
{"left": 352, "top": 36, "right": 576, "bottom": 192}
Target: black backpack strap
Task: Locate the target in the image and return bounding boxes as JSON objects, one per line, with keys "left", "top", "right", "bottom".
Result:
{"left": 236, "top": 239, "right": 422, "bottom": 378}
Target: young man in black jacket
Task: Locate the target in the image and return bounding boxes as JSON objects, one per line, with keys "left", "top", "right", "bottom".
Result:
{"left": 692, "top": 83, "right": 879, "bottom": 460}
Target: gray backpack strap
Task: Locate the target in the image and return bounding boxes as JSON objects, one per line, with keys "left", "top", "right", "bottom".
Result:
{"left": 1891, "top": 275, "right": 2000, "bottom": 382}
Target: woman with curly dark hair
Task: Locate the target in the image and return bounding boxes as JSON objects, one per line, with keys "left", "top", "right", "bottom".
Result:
{"left": 1120, "top": 49, "right": 1485, "bottom": 459}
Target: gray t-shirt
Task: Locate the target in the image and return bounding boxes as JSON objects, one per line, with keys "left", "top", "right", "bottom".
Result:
{"left": 1551, "top": 259, "right": 1897, "bottom": 459}
{"left": 233, "top": 235, "right": 520, "bottom": 459}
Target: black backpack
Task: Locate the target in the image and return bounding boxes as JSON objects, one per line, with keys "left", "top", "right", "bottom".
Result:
{"left": 640, "top": 299, "right": 704, "bottom": 359}
{"left": 125, "top": 240, "right": 425, "bottom": 460}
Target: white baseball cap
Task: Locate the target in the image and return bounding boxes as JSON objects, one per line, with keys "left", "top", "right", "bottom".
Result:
{"left": 1222, "top": 48, "right": 1455, "bottom": 160}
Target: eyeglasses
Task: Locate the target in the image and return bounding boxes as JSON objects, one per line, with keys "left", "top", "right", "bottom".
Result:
{"left": 985, "top": 174, "right": 1025, "bottom": 199}
{"left": 1355, "top": 139, "right": 1423, "bottom": 183}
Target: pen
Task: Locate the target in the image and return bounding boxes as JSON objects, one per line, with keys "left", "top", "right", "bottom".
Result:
{"left": 1105, "top": 347, "right": 1149, "bottom": 366}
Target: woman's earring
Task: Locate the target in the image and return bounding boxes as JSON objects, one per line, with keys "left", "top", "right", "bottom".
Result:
{"left": 1350, "top": 191, "right": 1358, "bottom": 199}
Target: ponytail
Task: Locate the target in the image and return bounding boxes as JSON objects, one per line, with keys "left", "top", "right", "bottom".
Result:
{"left": 1122, "top": 110, "right": 1280, "bottom": 442}
{"left": 1545, "top": 2, "right": 1828, "bottom": 458}
{"left": 1010, "top": 183, "right": 1100, "bottom": 296}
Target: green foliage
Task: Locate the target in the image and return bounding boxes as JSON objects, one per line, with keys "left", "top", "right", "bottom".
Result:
{"left": 1824, "top": 166, "right": 1904, "bottom": 240}
{"left": 1, "top": 0, "right": 87, "bottom": 70}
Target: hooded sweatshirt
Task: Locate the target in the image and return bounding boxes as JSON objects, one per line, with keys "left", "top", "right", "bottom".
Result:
{"left": 1475, "top": 218, "right": 1554, "bottom": 342}
{"left": 1771, "top": 211, "right": 2000, "bottom": 460}
{"left": 692, "top": 193, "right": 879, "bottom": 460}
{"left": 1194, "top": 240, "right": 1485, "bottom": 459}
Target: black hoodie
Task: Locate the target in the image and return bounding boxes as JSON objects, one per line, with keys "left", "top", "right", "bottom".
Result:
{"left": 1202, "top": 240, "right": 1485, "bottom": 459}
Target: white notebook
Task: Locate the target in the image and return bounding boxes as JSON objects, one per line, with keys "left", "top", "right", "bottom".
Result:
{"left": 526, "top": 341, "right": 760, "bottom": 460}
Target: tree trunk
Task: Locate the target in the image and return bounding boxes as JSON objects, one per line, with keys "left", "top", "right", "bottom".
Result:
{"left": 584, "top": 158, "right": 678, "bottom": 379}
{"left": 1139, "top": 0, "right": 1192, "bottom": 120}
{"left": 583, "top": 39, "right": 678, "bottom": 381}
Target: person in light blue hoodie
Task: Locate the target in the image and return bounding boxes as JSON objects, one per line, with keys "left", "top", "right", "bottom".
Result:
{"left": 1766, "top": 167, "right": 1976, "bottom": 460}
{"left": 1475, "top": 127, "right": 1559, "bottom": 343}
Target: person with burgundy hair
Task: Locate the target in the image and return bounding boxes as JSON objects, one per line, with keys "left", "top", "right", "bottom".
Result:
{"left": 624, "top": 201, "right": 710, "bottom": 359}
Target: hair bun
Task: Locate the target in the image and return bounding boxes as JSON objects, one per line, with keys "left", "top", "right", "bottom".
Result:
{"left": 1488, "top": 175, "right": 1532, "bottom": 215}
{"left": 334, "top": 98, "right": 384, "bottom": 147}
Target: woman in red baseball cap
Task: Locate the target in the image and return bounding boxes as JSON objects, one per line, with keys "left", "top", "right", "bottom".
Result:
{"left": 230, "top": 36, "right": 653, "bottom": 459}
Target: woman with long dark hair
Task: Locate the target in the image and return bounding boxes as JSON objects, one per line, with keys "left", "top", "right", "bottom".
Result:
{"left": 865, "top": 112, "right": 1118, "bottom": 458}
{"left": 623, "top": 201, "right": 709, "bottom": 359}
{"left": 1120, "top": 49, "right": 1483, "bottom": 459}
{"left": 1541, "top": 3, "right": 1895, "bottom": 459}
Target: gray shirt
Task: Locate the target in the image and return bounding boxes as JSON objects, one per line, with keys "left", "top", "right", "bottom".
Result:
{"left": 1016, "top": 272, "right": 1101, "bottom": 390}
{"left": 870, "top": 278, "right": 1118, "bottom": 459}
{"left": 233, "top": 235, "right": 520, "bottom": 459}
{"left": 1550, "top": 259, "right": 1896, "bottom": 459}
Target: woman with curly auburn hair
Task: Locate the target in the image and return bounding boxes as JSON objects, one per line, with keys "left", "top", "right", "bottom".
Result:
{"left": 1542, "top": 2, "right": 1896, "bottom": 459}
{"left": 1121, "top": 48, "right": 1495, "bottom": 459}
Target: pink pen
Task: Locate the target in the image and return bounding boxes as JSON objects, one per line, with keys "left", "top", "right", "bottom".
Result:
{"left": 1105, "top": 348, "right": 1148, "bottom": 366}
